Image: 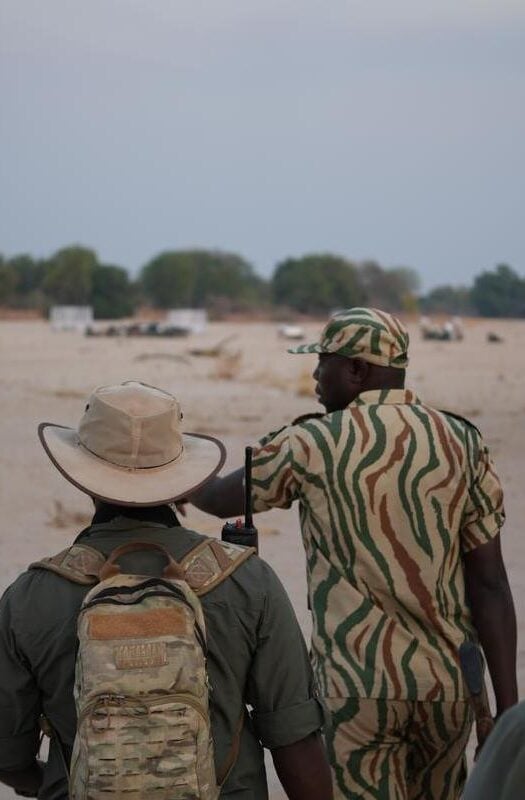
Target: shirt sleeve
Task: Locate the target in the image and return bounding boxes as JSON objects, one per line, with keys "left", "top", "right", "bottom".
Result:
{"left": 251, "top": 426, "right": 300, "bottom": 512}
{"left": 0, "top": 580, "right": 41, "bottom": 771}
{"left": 245, "top": 562, "right": 324, "bottom": 749}
{"left": 461, "top": 429, "right": 505, "bottom": 553}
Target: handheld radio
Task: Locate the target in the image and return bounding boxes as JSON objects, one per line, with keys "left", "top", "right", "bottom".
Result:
{"left": 221, "top": 446, "right": 259, "bottom": 553}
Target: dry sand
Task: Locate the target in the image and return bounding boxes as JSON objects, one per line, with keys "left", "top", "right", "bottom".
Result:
{"left": 1, "top": 318, "right": 524, "bottom": 799}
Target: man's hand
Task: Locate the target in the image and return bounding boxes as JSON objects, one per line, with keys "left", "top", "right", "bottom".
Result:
{"left": 188, "top": 468, "right": 245, "bottom": 518}
{"left": 474, "top": 715, "right": 495, "bottom": 760}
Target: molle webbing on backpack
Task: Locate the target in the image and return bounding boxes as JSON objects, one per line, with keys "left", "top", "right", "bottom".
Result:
{"left": 29, "top": 544, "right": 106, "bottom": 585}
{"left": 71, "top": 559, "right": 216, "bottom": 800}
{"left": 29, "top": 539, "right": 255, "bottom": 592}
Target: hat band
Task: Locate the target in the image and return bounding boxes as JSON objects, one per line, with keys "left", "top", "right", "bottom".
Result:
{"left": 77, "top": 436, "right": 185, "bottom": 471}
{"left": 326, "top": 344, "right": 408, "bottom": 368}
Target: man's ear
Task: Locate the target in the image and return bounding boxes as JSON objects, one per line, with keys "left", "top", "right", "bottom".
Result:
{"left": 346, "top": 357, "right": 370, "bottom": 384}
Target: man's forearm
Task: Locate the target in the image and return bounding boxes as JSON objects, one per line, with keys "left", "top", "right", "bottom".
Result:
{"left": 464, "top": 535, "right": 518, "bottom": 716}
{"left": 468, "top": 580, "right": 518, "bottom": 715}
{"left": 189, "top": 468, "right": 245, "bottom": 518}
{"left": 271, "top": 732, "right": 333, "bottom": 800}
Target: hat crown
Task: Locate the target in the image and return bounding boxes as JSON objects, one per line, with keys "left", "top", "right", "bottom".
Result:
{"left": 78, "top": 382, "right": 183, "bottom": 469}
{"left": 320, "top": 307, "right": 409, "bottom": 368}
{"left": 288, "top": 307, "right": 409, "bottom": 366}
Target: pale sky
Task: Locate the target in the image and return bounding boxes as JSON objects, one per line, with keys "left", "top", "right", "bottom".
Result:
{"left": 1, "top": 1, "right": 524, "bottom": 290}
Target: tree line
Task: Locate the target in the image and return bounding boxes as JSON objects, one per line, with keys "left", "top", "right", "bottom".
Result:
{"left": 0, "top": 245, "right": 523, "bottom": 319}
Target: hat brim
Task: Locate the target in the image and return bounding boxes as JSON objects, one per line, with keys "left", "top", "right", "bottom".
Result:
{"left": 39, "top": 423, "right": 226, "bottom": 507}
{"left": 287, "top": 342, "right": 408, "bottom": 367}
{"left": 287, "top": 342, "right": 323, "bottom": 355}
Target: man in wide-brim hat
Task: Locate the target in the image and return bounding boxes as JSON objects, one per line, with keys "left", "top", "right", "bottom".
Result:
{"left": 189, "top": 307, "right": 517, "bottom": 800}
{"left": 0, "top": 381, "right": 333, "bottom": 800}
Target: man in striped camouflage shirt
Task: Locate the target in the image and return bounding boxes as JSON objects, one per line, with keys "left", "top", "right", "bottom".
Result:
{"left": 190, "top": 308, "right": 517, "bottom": 799}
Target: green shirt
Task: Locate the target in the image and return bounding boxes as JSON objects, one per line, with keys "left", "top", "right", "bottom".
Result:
{"left": 252, "top": 389, "right": 505, "bottom": 702}
{"left": 0, "top": 516, "right": 323, "bottom": 799}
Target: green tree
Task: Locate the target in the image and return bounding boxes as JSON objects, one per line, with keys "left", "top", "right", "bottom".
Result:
{"left": 420, "top": 285, "right": 473, "bottom": 315}
{"left": 141, "top": 252, "right": 193, "bottom": 307}
{"left": 359, "top": 261, "right": 420, "bottom": 311}
{"left": 471, "top": 264, "right": 525, "bottom": 318}
{"left": 92, "top": 264, "right": 137, "bottom": 319}
{"left": 0, "top": 256, "right": 17, "bottom": 305}
{"left": 8, "top": 255, "right": 45, "bottom": 295}
{"left": 43, "top": 246, "right": 97, "bottom": 305}
{"left": 141, "top": 249, "right": 263, "bottom": 309}
{"left": 272, "top": 254, "right": 364, "bottom": 314}
{"left": 6, "top": 254, "right": 47, "bottom": 309}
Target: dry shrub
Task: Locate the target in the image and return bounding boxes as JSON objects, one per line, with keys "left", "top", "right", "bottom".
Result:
{"left": 47, "top": 500, "right": 91, "bottom": 529}
{"left": 295, "top": 369, "right": 316, "bottom": 397}
{"left": 238, "top": 413, "right": 262, "bottom": 422}
{"left": 258, "top": 525, "right": 281, "bottom": 537}
{"left": 51, "top": 389, "right": 85, "bottom": 399}
{"left": 262, "top": 374, "right": 289, "bottom": 391}
{"left": 248, "top": 371, "right": 290, "bottom": 391}
{"left": 212, "top": 350, "right": 242, "bottom": 380}
{"left": 189, "top": 334, "right": 236, "bottom": 357}
{"left": 135, "top": 353, "right": 190, "bottom": 364}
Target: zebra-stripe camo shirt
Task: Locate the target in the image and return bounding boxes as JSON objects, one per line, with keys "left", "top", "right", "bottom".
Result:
{"left": 251, "top": 389, "right": 505, "bottom": 701}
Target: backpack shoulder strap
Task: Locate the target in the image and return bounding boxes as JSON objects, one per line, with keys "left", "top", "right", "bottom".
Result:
{"left": 28, "top": 537, "right": 255, "bottom": 591}
{"left": 28, "top": 543, "right": 105, "bottom": 585}
{"left": 181, "top": 538, "right": 255, "bottom": 596}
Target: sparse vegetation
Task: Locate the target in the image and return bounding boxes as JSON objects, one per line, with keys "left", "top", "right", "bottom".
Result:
{"left": 295, "top": 369, "right": 316, "bottom": 397}
{"left": 1, "top": 245, "right": 524, "bottom": 318}
{"left": 212, "top": 350, "right": 243, "bottom": 381}
{"left": 47, "top": 500, "right": 91, "bottom": 529}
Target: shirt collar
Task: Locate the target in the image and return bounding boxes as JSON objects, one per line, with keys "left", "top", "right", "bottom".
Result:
{"left": 350, "top": 388, "right": 421, "bottom": 407}
{"left": 76, "top": 516, "right": 174, "bottom": 542}
{"left": 90, "top": 503, "right": 180, "bottom": 528}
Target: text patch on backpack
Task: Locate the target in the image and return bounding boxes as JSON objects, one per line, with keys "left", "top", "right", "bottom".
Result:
{"left": 88, "top": 607, "right": 188, "bottom": 639}
{"left": 114, "top": 641, "right": 168, "bottom": 669}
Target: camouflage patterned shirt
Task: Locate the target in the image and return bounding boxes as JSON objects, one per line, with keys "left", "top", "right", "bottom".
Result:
{"left": 252, "top": 389, "right": 505, "bottom": 701}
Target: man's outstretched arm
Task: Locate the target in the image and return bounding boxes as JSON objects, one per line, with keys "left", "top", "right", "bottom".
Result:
{"left": 464, "top": 534, "right": 518, "bottom": 717}
{"left": 272, "top": 732, "right": 333, "bottom": 800}
{"left": 188, "top": 467, "right": 245, "bottom": 518}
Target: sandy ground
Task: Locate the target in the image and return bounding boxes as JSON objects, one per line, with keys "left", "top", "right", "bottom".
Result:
{"left": 1, "top": 318, "right": 524, "bottom": 799}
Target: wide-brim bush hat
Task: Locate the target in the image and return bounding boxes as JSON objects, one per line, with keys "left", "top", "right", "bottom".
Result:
{"left": 39, "top": 381, "right": 226, "bottom": 506}
{"left": 288, "top": 307, "right": 409, "bottom": 368}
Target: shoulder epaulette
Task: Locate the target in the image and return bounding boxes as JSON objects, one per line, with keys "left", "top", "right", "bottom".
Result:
{"left": 439, "top": 409, "right": 482, "bottom": 437}
{"left": 292, "top": 412, "right": 325, "bottom": 425}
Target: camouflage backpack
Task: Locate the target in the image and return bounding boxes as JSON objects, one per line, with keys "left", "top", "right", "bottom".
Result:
{"left": 31, "top": 537, "right": 254, "bottom": 800}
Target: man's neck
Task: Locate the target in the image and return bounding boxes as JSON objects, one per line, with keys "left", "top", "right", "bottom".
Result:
{"left": 91, "top": 502, "right": 180, "bottom": 528}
